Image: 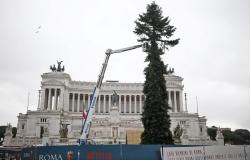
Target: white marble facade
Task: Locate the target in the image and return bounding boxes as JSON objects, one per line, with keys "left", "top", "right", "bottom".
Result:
{"left": 4, "top": 71, "right": 221, "bottom": 146}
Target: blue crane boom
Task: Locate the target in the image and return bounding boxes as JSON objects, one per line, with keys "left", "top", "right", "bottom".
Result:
{"left": 80, "top": 43, "right": 147, "bottom": 144}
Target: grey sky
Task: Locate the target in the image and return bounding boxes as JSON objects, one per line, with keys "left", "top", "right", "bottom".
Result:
{"left": 0, "top": 0, "right": 249, "bottom": 130}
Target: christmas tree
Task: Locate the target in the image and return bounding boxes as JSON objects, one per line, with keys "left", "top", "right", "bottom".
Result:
{"left": 134, "top": 2, "right": 179, "bottom": 144}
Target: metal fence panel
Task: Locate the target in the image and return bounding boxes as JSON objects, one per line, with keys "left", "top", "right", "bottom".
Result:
{"left": 122, "top": 145, "right": 162, "bottom": 160}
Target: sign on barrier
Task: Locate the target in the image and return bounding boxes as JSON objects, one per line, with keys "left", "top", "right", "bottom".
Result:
{"left": 204, "top": 146, "right": 245, "bottom": 160}
{"left": 161, "top": 146, "right": 205, "bottom": 160}
{"left": 162, "top": 146, "right": 248, "bottom": 160}
{"left": 245, "top": 145, "right": 250, "bottom": 160}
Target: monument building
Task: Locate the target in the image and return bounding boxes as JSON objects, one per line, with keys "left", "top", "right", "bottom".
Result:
{"left": 3, "top": 62, "right": 223, "bottom": 146}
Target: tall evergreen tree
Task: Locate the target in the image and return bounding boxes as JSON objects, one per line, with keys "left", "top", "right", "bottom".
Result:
{"left": 134, "top": 2, "right": 179, "bottom": 144}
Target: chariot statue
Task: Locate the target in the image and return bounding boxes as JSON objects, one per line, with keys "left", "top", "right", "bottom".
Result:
{"left": 50, "top": 61, "right": 65, "bottom": 72}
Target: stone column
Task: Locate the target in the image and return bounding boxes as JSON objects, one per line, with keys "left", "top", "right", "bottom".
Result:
{"left": 124, "top": 95, "right": 127, "bottom": 113}
{"left": 100, "top": 95, "right": 103, "bottom": 113}
{"left": 109, "top": 94, "right": 111, "bottom": 111}
{"left": 98, "top": 95, "right": 101, "bottom": 113}
{"left": 40, "top": 88, "right": 46, "bottom": 110}
{"left": 129, "top": 95, "right": 131, "bottom": 113}
{"left": 118, "top": 95, "right": 121, "bottom": 112}
{"left": 57, "top": 89, "right": 60, "bottom": 110}
{"left": 37, "top": 90, "right": 41, "bottom": 110}
{"left": 134, "top": 95, "right": 137, "bottom": 113}
{"left": 48, "top": 88, "right": 51, "bottom": 110}
{"left": 68, "top": 93, "right": 71, "bottom": 111}
{"left": 58, "top": 88, "right": 63, "bottom": 110}
{"left": 53, "top": 88, "right": 57, "bottom": 110}
{"left": 139, "top": 95, "right": 142, "bottom": 113}
{"left": 79, "top": 94, "right": 83, "bottom": 112}
{"left": 184, "top": 93, "right": 188, "bottom": 112}
{"left": 174, "top": 91, "right": 177, "bottom": 112}
{"left": 83, "top": 94, "right": 86, "bottom": 111}
{"left": 77, "top": 93, "right": 80, "bottom": 112}
{"left": 72, "top": 93, "right": 75, "bottom": 112}
{"left": 176, "top": 91, "right": 180, "bottom": 112}
{"left": 180, "top": 91, "right": 183, "bottom": 112}
{"left": 104, "top": 95, "right": 106, "bottom": 113}
{"left": 56, "top": 89, "right": 58, "bottom": 110}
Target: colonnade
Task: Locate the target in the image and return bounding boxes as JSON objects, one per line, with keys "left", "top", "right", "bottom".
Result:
{"left": 167, "top": 90, "right": 183, "bottom": 112}
{"left": 68, "top": 93, "right": 146, "bottom": 114}
{"left": 43, "top": 88, "right": 61, "bottom": 110}
{"left": 118, "top": 95, "right": 145, "bottom": 114}
{"left": 67, "top": 91, "right": 183, "bottom": 113}
{"left": 68, "top": 93, "right": 87, "bottom": 112}
{"left": 41, "top": 89, "right": 183, "bottom": 113}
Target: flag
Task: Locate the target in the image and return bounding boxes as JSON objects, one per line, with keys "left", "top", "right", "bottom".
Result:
{"left": 82, "top": 110, "right": 87, "bottom": 120}
{"left": 82, "top": 103, "right": 87, "bottom": 120}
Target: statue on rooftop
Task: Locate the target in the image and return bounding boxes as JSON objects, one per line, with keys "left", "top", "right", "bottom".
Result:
{"left": 49, "top": 61, "right": 65, "bottom": 72}
{"left": 165, "top": 64, "right": 175, "bottom": 75}
{"left": 57, "top": 61, "right": 63, "bottom": 72}
{"left": 50, "top": 64, "right": 56, "bottom": 72}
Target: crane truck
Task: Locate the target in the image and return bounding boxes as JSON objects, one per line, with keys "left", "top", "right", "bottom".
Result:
{"left": 79, "top": 43, "right": 148, "bottom": 145}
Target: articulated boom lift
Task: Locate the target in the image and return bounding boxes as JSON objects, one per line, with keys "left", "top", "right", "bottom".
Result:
{"left": 80, "top": 43, "right": 148, "bottom": 144}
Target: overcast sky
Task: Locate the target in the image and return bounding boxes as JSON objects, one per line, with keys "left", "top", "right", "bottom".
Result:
{"left": 0, "top": 0, "right": 249, "bottom": 130}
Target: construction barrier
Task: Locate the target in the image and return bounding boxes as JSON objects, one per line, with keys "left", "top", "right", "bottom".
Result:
{"left": 162, "top": 145, "right": 250, "bottom": 160}
{"left": 21, "top": 144, "right": 164, "bottom": 160}
{"left": 20, "top": 145, "right": 250, "bottom": 160}
{"left": 0, "top": 147, "right": 21, "bottom": 160}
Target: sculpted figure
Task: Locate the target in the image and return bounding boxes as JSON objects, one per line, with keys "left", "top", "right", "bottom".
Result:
{"left": 50, "top": 61, "right": 65, "bottom": 72}
{"left": 173, "top": 124, "right": 183, "bottom": 140}
{"left": 57, "top": 61, "right": 63, "bottom": 72}
{"left": 59, "top": 124, "right": 68, "bottom": 138}
{"left": 111, "top": 90, "right": 119, "bottom": 106}
{"left": 50, "top": 64, "right": 57, "bottom": 72}
{"left": 52, "top": 64, "right": 56, "bottom": 71}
